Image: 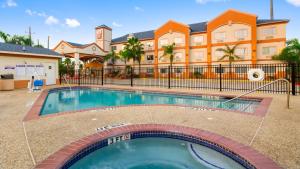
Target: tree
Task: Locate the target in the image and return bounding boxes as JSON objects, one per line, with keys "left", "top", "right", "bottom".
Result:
{"left": 273, "top": 39, "right": 300, "bottom": 64}
{"left": 124, "top": 37, "right": 144, "bottom": 74}
{"left": 160, "top": 43, "right": 176, "bottom": 71}
{"left": 0, "top": 30, "right": 34, "bottom": 46}
{"left": 119, "top": 49, "right": 131, "bottom": 66}
{"left": 217, "top": 44, "right": 240, "bottom": 77}
{"left": 104, "top": 50, "right": 120, "bottom": 73}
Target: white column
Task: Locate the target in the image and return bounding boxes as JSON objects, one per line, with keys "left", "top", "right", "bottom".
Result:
{"left": 74, "top": 52, "right": 80, "bottom": 76}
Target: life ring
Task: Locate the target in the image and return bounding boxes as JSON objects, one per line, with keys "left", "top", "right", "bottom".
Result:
{"left": 248, "top": 69, "right": 265, "bottom": 81}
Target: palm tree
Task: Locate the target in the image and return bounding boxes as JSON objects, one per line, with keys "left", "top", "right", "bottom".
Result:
{"left": 119, "top": 49, "right": 131, "bottom": 66}
{"left": 161, "top": 43, "right": 176, "bottom": 71}
{"left": 104, "top": 50, "right": 120, "bottom": 73}
{"left": 0, "top": 30, "right": 33, "bottom": 46}
{"left": 217, "top": 44, "right": 240, "bottom": 77}
{"left": 273, "top": 39, "right": 300, "bottom": 64}
{"left": 0, "top": 31, "right": 9, "bottom": 42}
{"left": 125, "top": 37, "right": 144, "bottom": 74}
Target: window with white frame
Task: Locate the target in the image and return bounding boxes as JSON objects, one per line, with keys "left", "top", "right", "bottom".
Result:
{"left": 174, "top": 52, "right": 183, "bottom": 62}
{"left": 146, "top": 42, "right": 153, "bottom": 47}
{"left": 194, "top": 67, "right": 203, "bottom": 73}
{"left": 235, "top": 48, "right": 247, "bottom": 59}
{"left": 160, "top": 39, "right": 168, "bottom": 46}
{"left": 111, "top": 46, "right": 117, "bottom": 51}
{"left": 194, "top": 36, "right": 204, "bottom": 44}
{"left": 146, "top": 68, "right": 154, "bottom": 74}
{"left": 174, "top": 37, "right": 183, "bottom": 45}
{"left": 194, "top": 51, "right": 204, "bottom": 61}
{"left": 235, "top": 29, "right": 248, "bottom": 40}
{"left": 235, "top": 67, "right": 248, "bottom": 73}
{"left": 146, "top": 55, "right": 154, "bottom": 61}
{"left": 214, "top": 32, "right": 226, "bottom": 42}
{"left": 262, "top": 66, "right": 276, "bottom": 73}
{"left": 262, "top": 27, "right": 276, "bottom": 36}
{"left": 174, "top": 67, "right": 183, "bottom": 74}
{"left": 262, "top": 46, "right": 277, "bottom": 56}
{"left": 215, "top": 50, "right": 224, "bottom": 59}
{"left": 160, "top": 68, "right": 167, "bottom": 74}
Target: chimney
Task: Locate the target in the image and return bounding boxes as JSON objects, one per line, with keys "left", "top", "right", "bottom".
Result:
{"left": 270, "top": 0, "right": 274, "bottom": 20}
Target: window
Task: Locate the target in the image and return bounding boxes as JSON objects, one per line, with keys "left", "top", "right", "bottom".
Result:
{"left": 235, "top": 48, "right": 247, "bottom": 59}
{"left": 194, "top": 51, "right": 204, "bottom": 61}
{"left": 262, "top": 27, "right": 276, "bottom": 36}
{"left": 235, "top": 29, "right": 248, "bottom": 40}
{"left": 262, "top": 46, "right": 277, "bottom": 56}
{"left": 215, "top": 67, "right": 225, "bottom": 73}
{"left": 111, "top": 46, "right": 117, "bottom": 51}
{"left": 146, "top": 68, "right": 154, "bottom": 74}
{"left": 160, "top": 68, "right": 167, "bottom": 74}
{"left": 174, "top": 68, "right": 183, "bottom": 74}
{"left": 262, "top": 66, "right": 276, "bottom": 73}
{"left": 160, "top": 39, "right": 168, "bottom": 46}
{"left": 235, "top": 67, "right": 248, "bottom": 73}
{"left": 215, "top": 50, "right": 224, "bottom": 59}
{"left": 174, "top": 53, "right": 183, "bottom": 62}
{"left": 146, "top": 55, "right": 154, "bottom": 61}
{"left": 146, "top": 42, "right": 153, "bottom": 47}
{"left": 174, "top": 37, "right": 183, "bottom": 44}
{"left": 194, "top": 36, "right": 204, "bottom": 43}
{"left": 194, "top": 67, "right": 203, "bottom": 73}
{"left": 214, "top": 32, "right": 226, "bottom": 42}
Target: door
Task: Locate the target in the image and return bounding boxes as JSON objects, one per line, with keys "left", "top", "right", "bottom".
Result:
{"left": 45, "top": 63, "right": 56, "bottom": 85}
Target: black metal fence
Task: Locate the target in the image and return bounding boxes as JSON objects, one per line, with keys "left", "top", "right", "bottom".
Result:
{"left": 60, "top": 63, "right": 300, "bottom": 95}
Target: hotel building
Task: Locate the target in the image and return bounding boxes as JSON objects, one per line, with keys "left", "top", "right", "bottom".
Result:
{"left": 54, "top": 9, "right": 289, "bottom": 77}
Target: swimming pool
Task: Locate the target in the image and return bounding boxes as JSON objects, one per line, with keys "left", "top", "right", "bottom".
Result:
{"left": 40, "top": 87, "right": 261, "bottom": 115}
{"left": 68, "top": 137, "right": 245, "bottom": 169}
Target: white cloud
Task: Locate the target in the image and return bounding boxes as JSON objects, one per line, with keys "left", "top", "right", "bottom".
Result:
{"left": 112, "top": 21, "right": 123, "bottom": 27}
{"left": 45, "top": 16, "right": 59, "bottom": 25}
{"left": 286, "top": 0, "right": 300, "bottom": 6}
{"left": 65, "top": 18, "right": 80, "bottom": 28}
{"left": 195, "top": 0, "right": 228, "bottom": 4}
{"left": 26, "top": 9, "right": 47, "bottom": 17}
{"left": 2, "top": 0, "right": 17, "bottom": 8}
{"left": 134, "top": 6, "right": 144, "bottom": 12}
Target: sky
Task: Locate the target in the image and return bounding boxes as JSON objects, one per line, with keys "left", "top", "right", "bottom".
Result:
{"left": 0, "top": 0, "right": 299, "bottom": 48}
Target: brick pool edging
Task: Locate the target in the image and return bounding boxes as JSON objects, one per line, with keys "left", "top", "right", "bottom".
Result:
{"left": 23, "top": 86, "right": 272, "bottom": 121}
{"left": 34, "top": 124, "right": 281, "bottom": 169}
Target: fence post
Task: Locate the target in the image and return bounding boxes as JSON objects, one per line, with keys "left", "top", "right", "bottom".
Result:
{"left": 291, "top": 63, "right": 296, "bottom": 95}
{"left": 131, "top": 67, "right": 133, "bottom": 87}
{"left": 219, "top": 64, "right": 222, "bottom": 92}
{"left": 101, "top": 67, "right": 104, "bottom": 86}
{"left": 168, "top": 66, "right": 171, "bottom": 89}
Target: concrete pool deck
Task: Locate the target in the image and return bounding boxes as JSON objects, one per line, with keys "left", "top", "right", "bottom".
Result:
{"left": 0, "top": 85, "right": 299, "bottom": 169}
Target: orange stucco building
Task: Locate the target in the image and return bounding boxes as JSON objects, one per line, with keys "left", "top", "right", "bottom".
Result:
{"left": 109, "top": 10, "right": 288, "bottom": 72}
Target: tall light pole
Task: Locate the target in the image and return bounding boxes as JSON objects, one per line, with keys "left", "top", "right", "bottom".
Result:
{"left": 270, "top": 0, "right": 274, "bottom": 20}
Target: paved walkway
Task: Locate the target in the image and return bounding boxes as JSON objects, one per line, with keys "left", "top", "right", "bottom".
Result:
{"left": 0, "top": 85, "right": 299, "bottom": 169}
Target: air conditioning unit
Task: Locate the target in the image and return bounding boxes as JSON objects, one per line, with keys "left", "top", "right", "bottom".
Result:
{"left": 217, "top": 40, "right": 224, "bottom": 43}
{"left": 195, "top": 42, "right": 202, "bottom": 46}
{"left": 238, "top": 38, "right": 245, "bottom": 41}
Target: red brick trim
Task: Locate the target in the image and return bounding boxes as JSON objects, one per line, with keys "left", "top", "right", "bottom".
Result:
{"left": 34, "top": 124, "right": 281, "bottom": 169}
{"left": 23, "top": 86, "right": 272, "bottom": 121}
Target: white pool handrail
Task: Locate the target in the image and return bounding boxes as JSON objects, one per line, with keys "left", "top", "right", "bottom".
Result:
{"left": 222, "top": 78, "right": 290, "bottom": 109}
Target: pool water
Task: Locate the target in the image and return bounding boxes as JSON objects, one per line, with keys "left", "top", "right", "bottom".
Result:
{"left": 40, "top": 88, "right": 260, "bottom": 115}
{"left": 68, "top": 137, "right": 245, "bottom": 169}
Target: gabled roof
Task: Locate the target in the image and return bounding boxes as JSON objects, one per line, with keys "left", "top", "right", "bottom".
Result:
{"left": 66, "top": 41, "right": 87, "bottom": 47}
{"left": 0, "top": 42, "right": 62, "bottom": 57}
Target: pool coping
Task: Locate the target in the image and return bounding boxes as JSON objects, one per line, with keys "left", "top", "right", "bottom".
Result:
{"left": 34, "top": 124, "right": 281, "bottom": 169}
{"left": 23, "top": 86, "right": 272, "bottom": 122}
